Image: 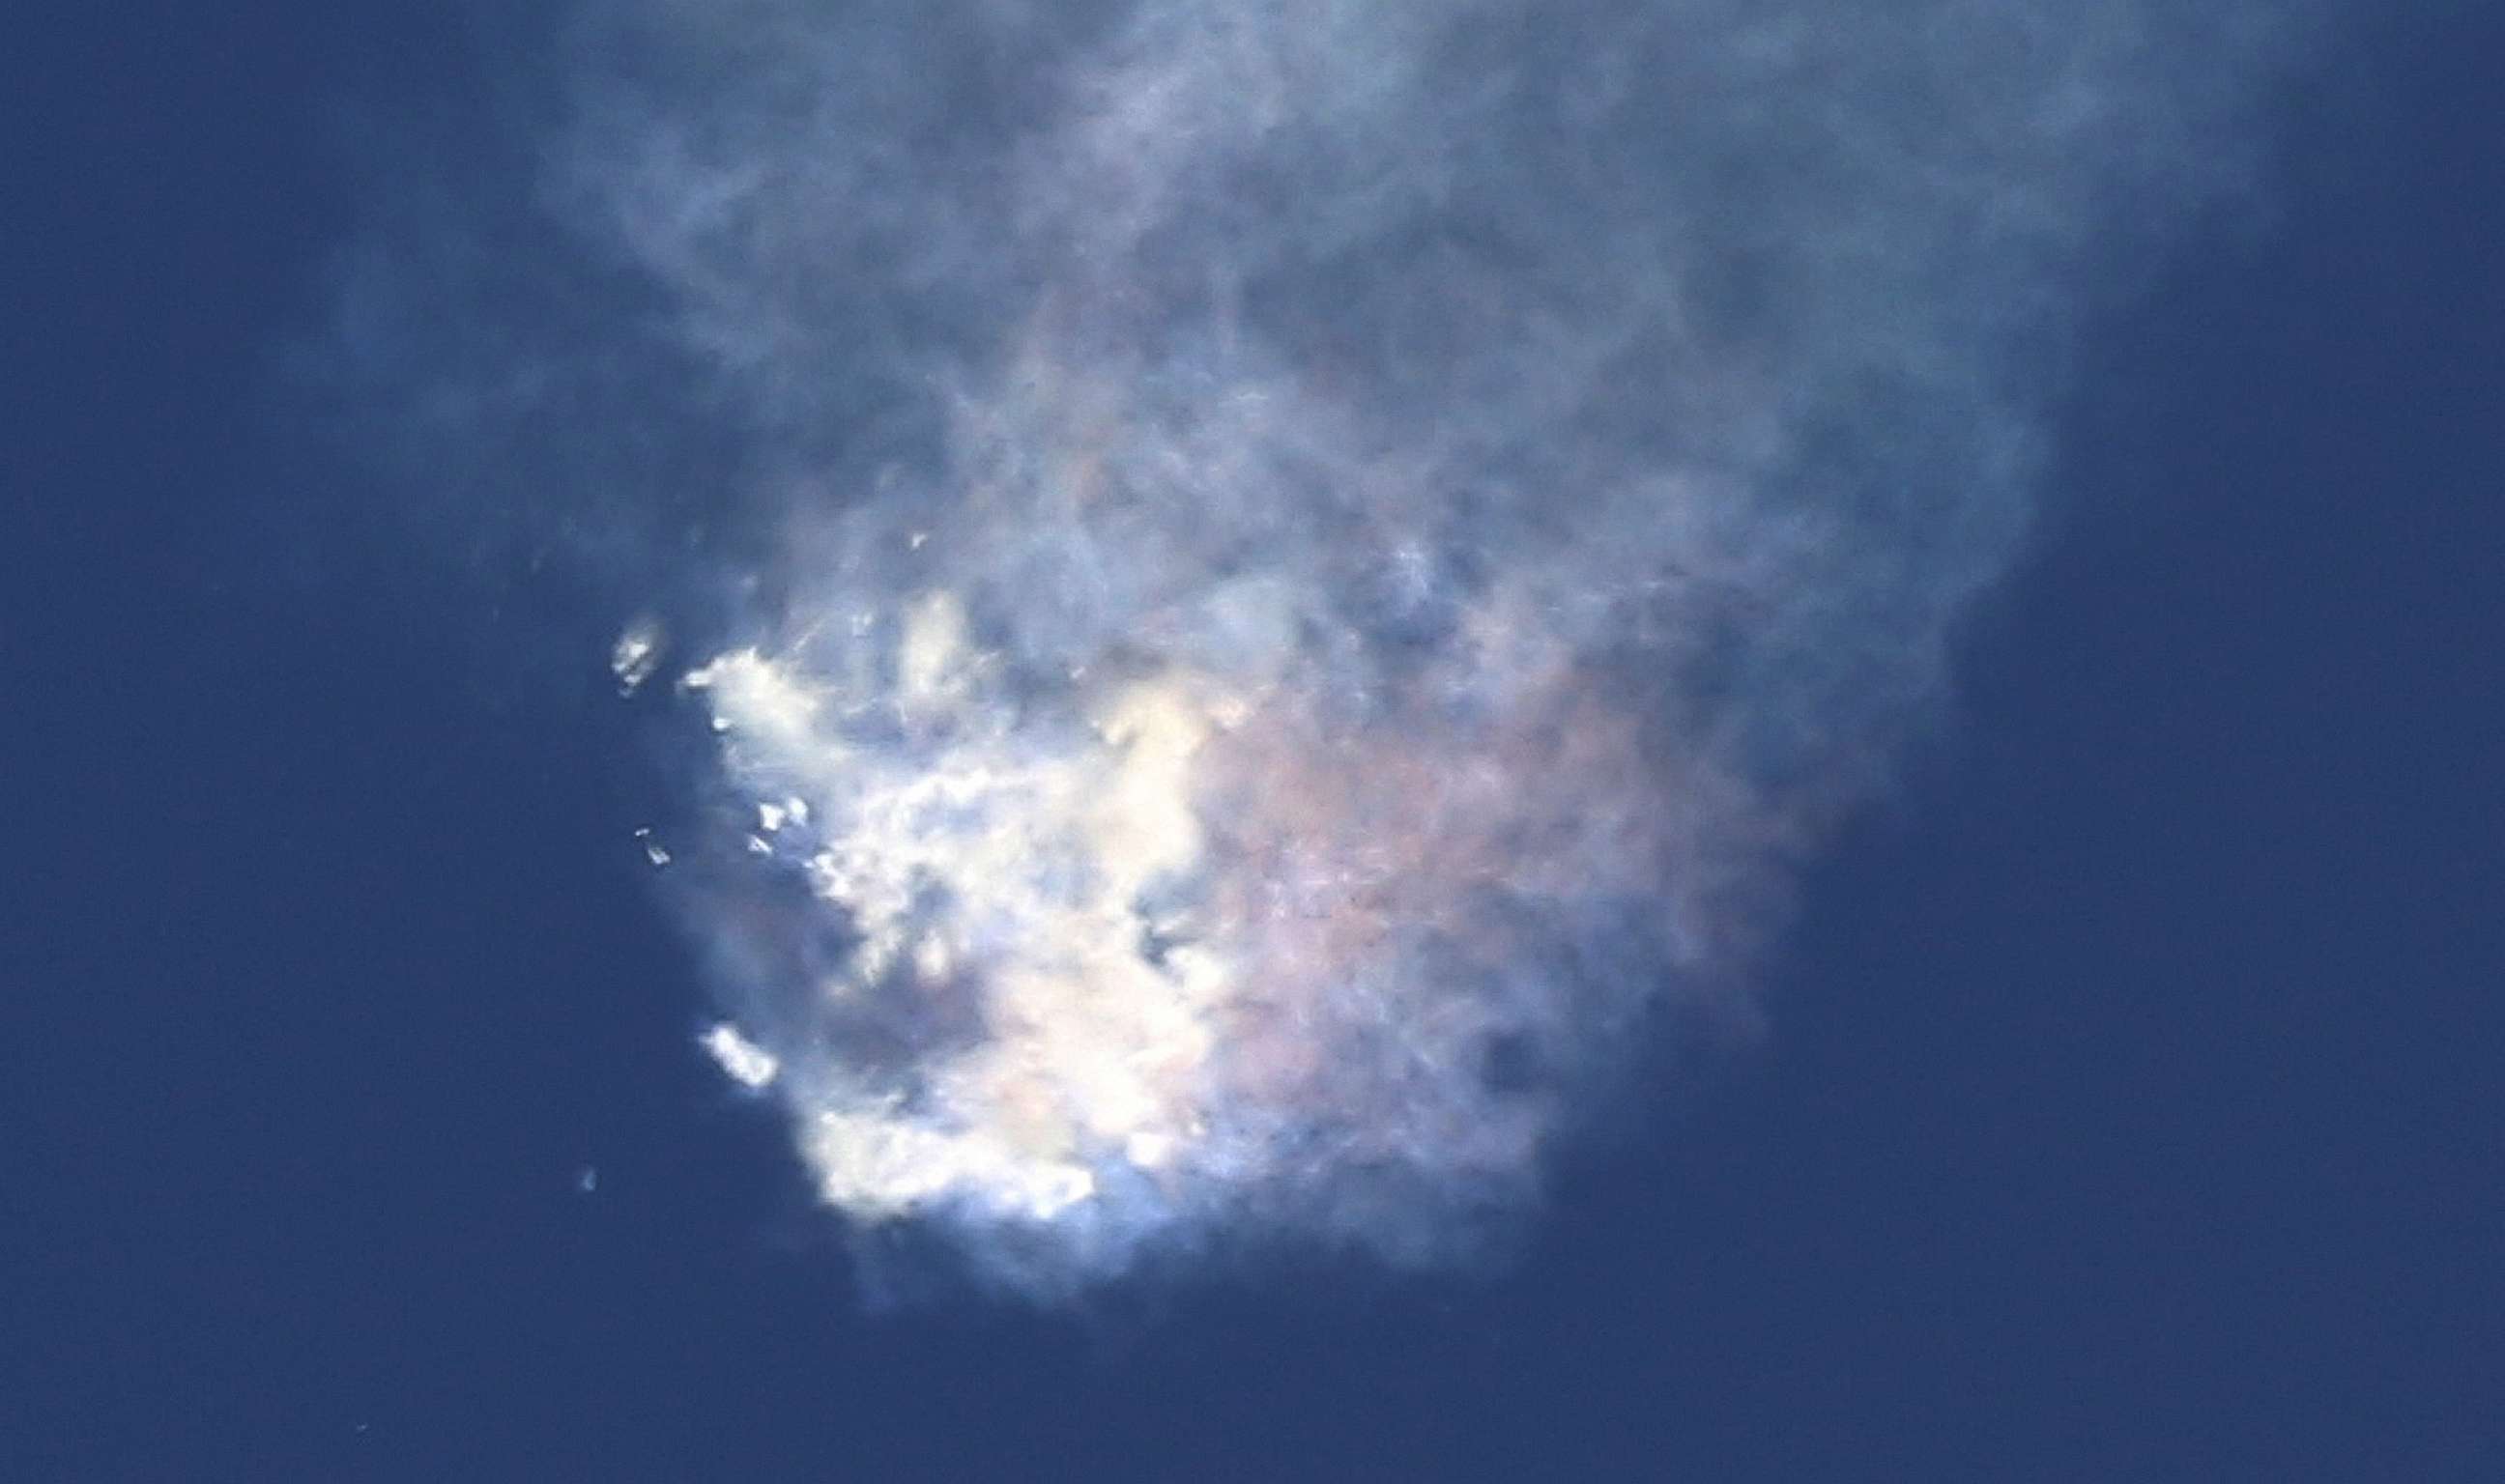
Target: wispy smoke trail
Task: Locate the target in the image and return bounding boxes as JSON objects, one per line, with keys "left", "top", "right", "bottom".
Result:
{"left": 344, "top": 0, "right": 2306, "bottom": 1295}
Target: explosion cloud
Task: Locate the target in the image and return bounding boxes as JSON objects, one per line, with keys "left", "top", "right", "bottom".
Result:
{"left": 348, "top": 0, "right": 2307, "bottom": 1294}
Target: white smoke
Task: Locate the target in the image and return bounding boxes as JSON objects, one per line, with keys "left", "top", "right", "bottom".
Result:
{"left": 339, "top": 0, "right": 2311, "bottom": 1296}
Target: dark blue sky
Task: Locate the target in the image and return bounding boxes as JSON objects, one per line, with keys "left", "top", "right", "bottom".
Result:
{"left": 7, "top": 5, "right": 2499, "bottom": 1480}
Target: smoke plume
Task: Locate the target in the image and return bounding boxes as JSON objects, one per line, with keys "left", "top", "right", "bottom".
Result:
{"left": 340, "top": 0, "right": 2306, "bottom": 1296}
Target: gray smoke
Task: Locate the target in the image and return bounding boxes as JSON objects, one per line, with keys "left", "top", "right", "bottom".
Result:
{"left": 334, "top": 0, "right": 2310, "bottom": 1297}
